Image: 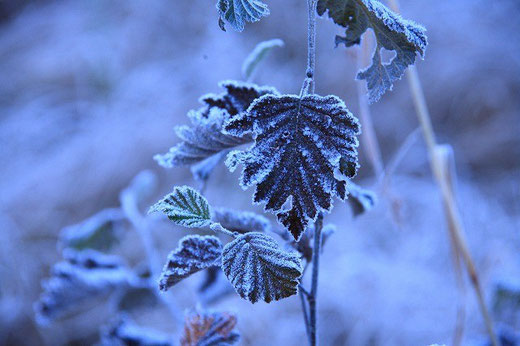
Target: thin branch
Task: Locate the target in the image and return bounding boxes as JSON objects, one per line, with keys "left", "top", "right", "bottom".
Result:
{"left": 304, "top": 0, "right": 318, "bottom": 94}
{"left": 309, "top": 212, "right": 323, "bottom": 346}
{"left": 299, "top": 290, "right": 312, "bottom": 344}
{"left": 385, "top": 2, "right": 499, "bottom": 345}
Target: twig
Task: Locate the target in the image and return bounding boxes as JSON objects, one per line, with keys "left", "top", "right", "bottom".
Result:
{"left": 309, "top": 212, "right": 323, "bottom": 346}
{"left": 385, "top": 2, "right": 499, "bottom": 345}
{"left": 299, "top": 290, "right": 312, "bottom": 344}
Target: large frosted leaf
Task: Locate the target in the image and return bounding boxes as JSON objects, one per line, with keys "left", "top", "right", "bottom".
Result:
{"left": 35, "top": 250, "right": 134, "bottom": 323}
{"left": 225, "top": 94, "right": 360, "bottom": 240}
{"left": 159, "top": 235, "right": 222, "bottom": 291}
{"left": 221, "top": 232, "right": 302, "bottom": 303}
{"left": 155, "top": 81, "right": 277, "bottom": 169}
{"left": 217, "top": 0, "right": 269, "bottom": 32}
{"left": 317, "top": 0, "right": 427, "bottom": 103}
{"left": 149, "top": 186, "right": 211, "bottom": 228}
{"left": 181, "top": 309, "right": 240, "bottom": 346}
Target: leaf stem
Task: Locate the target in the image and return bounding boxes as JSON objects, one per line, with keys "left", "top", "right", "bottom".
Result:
{"left": 305, "top": 0, "right": 318, "bottom": 94}
{"left": 209, "top": 222, "right": 237, "bottom": 238}
{"left": 308, "top": 212, "right": 323, "bottom": 346}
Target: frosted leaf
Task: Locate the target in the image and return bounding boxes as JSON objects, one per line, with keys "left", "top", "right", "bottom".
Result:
{"left": 191, "top": 151, "right": 227, "bottom": 184}
{"left": 159, "top": 235, "right": 222, "bottom": 291}
{"left": 347, "top": 181, "right": 376, "bottom": 216}
{"left": 212, "top": 207, "right": 271, "bottom": 234}
{"left": 149, "top": 186, "right": 211, "bottom": 228}
{"left": 198, "top": 267, "right": 235, "bottom": 306}
{"left": 155, "top": 81, "right": 277, "bottom": 169}
{"left": 181, "top": 309, "right": 240, "bottom": 346}
{"left": 317, "top": 0, "right": 428, "bottom": 103}
{"left": 58, "top": 208, "right": 126, "bottom": 251}
{"left": 216, "top": 0, "right": 269, "bottom": 32}
{"left": 242, "top": 38, "right": 284, "bottom": 80}
{"left": 222, "top": 232, "right": 303, "bottom": 303}
{"left": 35, "top": 249, "right": 134, "bottom": 323}
{"left": 225, "top": 93, "right": 361, "bottom": 240}
{"left": 100, "top": 316, "right": 172, "bottom": 346}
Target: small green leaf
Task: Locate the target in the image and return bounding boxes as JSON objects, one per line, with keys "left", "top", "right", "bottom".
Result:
{"left": 242, "top": 38, "right": 284, "bottom": 80}
{"left": 149, "top": 186, "right": 211, "bottom": 228}
{"left": 222, "top": 232, "right": 302, "bottom": 303}
{"left": 216, "top": 0, "right": 269, "bottom": 32}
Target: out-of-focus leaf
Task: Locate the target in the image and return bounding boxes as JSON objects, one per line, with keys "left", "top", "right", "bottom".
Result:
{"left": 58, "top": 208, "right": 126, "bottom": 252}
{"left": 116, "top": 286, "right": 158, "bottom": 312}
{"left": 149, "top": 186, "right": 211, "bottom": 228}
{"left": 347, "top": 181, "right": 376, "bottom": 216}
{"left": 100, "top": 316, "right": 172, "bottom": 346}
{"left": 191, "top": 151, "right": 227, "bottom": 184}
{"left": 222, "top": 232, "right": 302, "bottom": 303}
{"left": 35, "top": 249, "right": 134, "bottom": 323}
{"left": 492, "top": 280, "right": 520, "bottom": 325}
{"left": 242, "top": 38, "right": 284, "bottom": 80}
{"left": 154, "top": 81, "right": 277, "bottom": 169}
{"left": 120, "top": 170, "right": 158, "bottom": 208}
{"left": 216, "top": 0, "right": 269, "bottom": 32}
{"left": 181, "top": 309, "right": 240, "bottom": 346}
{"left": 159, "top": 235, "right": 222, "bottom": 291}
{"left": 198, "top": 267, "right": 235, "bottom": 306}
{"left": 225, "top": 93, "right": 360, "bottom": 240}
{"left": 317, "top": 0, "right": 427, "bottom": 103}
{"left": 212, "top": 207, "right": 271, "bottom": 234}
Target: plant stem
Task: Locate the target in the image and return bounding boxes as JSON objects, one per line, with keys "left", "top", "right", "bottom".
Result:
{"left": 385, "top": 2, "right": 499, "bottom": 345}
{"left": 309, "top": 212, "right": 323, "bottom": 346}
{"left": 306, "top": 0, "right": 318, "bottom": 93}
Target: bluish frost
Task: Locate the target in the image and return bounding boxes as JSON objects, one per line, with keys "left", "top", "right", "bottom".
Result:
{"left": 225, "top": 93, "right": 361, "bottom": 240}
{"left": 198, "top": 267, "right": 235, "bottom": 306}
{"left": 317, "top": 0, "right": 428, "bottom": 103}
{"left": 149, "top": 186, "right": 211, "bottom": 228}
{"left": 154, "top": 81, "right": 278, "bottom": 171}
{"left": 182, "top": 309, "right": 240, "bottom": 345}
{"left": 221, "top": 232, "right": 302, "bottom": 303}
{"left": 99, "top": 315, "right": 172, "bottom": 346}
{"left": 346, "top": 180, "right": 377, "bottom": 216}
{"left": 212, "top": 207, "right": 272, "bottom": 234}
{"left": 242, "top": 38, "right": 284, "bottom": 80}
{"left": 158, "top": 235, "right": 222, "bottom": 292}
{"left": 35, "top": 249, "right": 135, "bottom": 324}
{"left": 217, "top": 0, "right": 270, "bottom": 32}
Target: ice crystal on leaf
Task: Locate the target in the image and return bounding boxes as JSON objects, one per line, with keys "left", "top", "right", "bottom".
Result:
{"left": 35, "top": 250, "right": 134, "bottom": 323}
{"left": 212, "top": 207, "right": 271, "bottom": 234}
{"left": 149, "top": 186, "right": 211, "bottom": 228}
{"left": 222, "top": 232, "right": 303, "bottom": 303}
{"left": 155, "top": 81, "right": 277, "bottom": 169}
{"left": 317, "top": 0, "right": 427, "bottom": 103}
{"left": 181, "top": 309, "right": 240, "bottom": 346}
{"left": 100, "top": 316, "right": 172, "bottom": 346}
{"left": 225, "top": 93, "right": 361, "bottom": 240}
{"left": 216, "top": 0, "right": 269, "bottom": 32}
{"left": 159, "top": 235, "right": 223, "bottom": 292}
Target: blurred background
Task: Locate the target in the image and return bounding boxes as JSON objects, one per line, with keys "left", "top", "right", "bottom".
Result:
{"left": 0, "top": 0, "right": 519, "bottom": 345}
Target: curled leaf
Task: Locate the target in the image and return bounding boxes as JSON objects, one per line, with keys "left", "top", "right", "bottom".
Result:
{"left": 317, "top": 0, "right": 427, "bottom": 103}
{"left": 149, "top": 186, "right": 211, "bottom": 228}
{"left": 347, "top": 181, "right": 376, "bottom": 216}
{"left": 212, "top": 207, "right": 271, "bottom": 234}
{"left": 100, "top": 316, "right": 172, "bottom": 346}
{"left": 159, "top": 235, "right": 223, "bottom": 291}
{"left": 181, "top": 309, "right": 240, "bottom": 346}
{"left": 242, "top": 38, "right": 284, "bottom": 80}
{"left": 216, "top": 0, "right": 269, "bottom": 32}
{"left": 155, "top": 81, "right": 277, "bottom": 169}
{"left": 225, "top": 93, "right": 360, "bottom": 240}
{"left": 222, "top": 232, "right": 302, "bottom": 303}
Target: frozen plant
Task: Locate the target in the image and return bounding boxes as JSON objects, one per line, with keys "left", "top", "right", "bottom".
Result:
{"left": 150, "top": 0, "right": 427, "bottom": 344}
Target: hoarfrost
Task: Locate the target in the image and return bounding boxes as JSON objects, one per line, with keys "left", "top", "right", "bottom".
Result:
{"left": 216, "top": 0, "right": 269, "bottom": 32}
{"left": 225, "top": 93, "right": 361, "bottom": 240}
{"left": 212, "top": 207, "right": 271, "bottom": 234}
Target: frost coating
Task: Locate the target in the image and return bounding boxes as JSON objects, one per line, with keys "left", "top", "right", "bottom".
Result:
{"left": 225, "top": 93, "right": 361, "bottom": 240}
{"left": 149, "top": 186, "right": 211, "bottom": 228}
{"left": 347, "top": 180, "right": 377, "bottom": 216}
{"left": 181, "top": 309, "right": 240, "bottom": 346}
{"left": 100, "top": 316, "right": 172, "bottom": 346}
{"left": 217, "top": 0, "right": 269, "bottom": 32}
{"left": 158, "top": 235, "right": 223, "bottom": 291}
{"left": 154, "top": 81, "right": 278, "bottom": 169}
{"left": 222, "top": 232, "right": 303, "bottom": 303}
{"left": 35, "top": 249, "right": 134, "bottom": 323}
{"left": 212, "top": 207, "right": 271, "bottom": 234}
{"left": 317, "top": 0, "right": 428, "bottom": 103}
